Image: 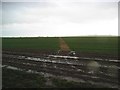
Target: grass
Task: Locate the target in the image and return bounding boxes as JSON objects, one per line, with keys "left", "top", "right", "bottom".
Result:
{"left": 2, "top": 36, "right": 119, "bottom": 55}
{"left": 63, "top": 37, "right": 118, "bottom": 55}
{"left": 2, "top": 37, "right": 59, "bottom": 51}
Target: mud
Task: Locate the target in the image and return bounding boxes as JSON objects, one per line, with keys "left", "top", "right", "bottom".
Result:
{"left": 2, "top": 52, "right": 119, "bottom": 88}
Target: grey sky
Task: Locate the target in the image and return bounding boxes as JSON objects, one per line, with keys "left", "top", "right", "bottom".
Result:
{"left": 1, "top": 0, "right": 118, "bottom": 37}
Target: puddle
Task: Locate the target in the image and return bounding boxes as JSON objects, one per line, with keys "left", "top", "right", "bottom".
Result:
{"left": 6, "top": 66, "right": 22, "bottom": 71}
{"left": 4, "top": 54, "right": 120, "bottom": 68}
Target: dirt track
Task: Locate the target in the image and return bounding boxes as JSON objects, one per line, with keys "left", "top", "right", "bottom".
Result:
{"left": 59, "top": 37, "right": 70, "bottom": 52}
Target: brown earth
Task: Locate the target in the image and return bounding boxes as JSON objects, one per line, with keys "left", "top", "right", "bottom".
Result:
{"left": 2, "top": 49, "right": 118, "bottom": 59}
{"left": 59, "top": 37, "right": 70, "bottom": 52}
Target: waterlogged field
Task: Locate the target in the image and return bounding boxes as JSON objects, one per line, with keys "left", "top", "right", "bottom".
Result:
{"left": 2, "top": 36, "right": 119, "bottom": 55}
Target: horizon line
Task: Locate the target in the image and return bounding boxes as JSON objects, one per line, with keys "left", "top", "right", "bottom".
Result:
{"left": 1, "top": 35, "right": 119, "bottom": 38}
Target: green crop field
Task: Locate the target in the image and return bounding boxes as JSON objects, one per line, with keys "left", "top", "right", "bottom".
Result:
{"left": 2, "top": 37, "right": 59, "bottom": 51}
{"left": 63, "top": 37, "right": 119, "bottom": 55}
{"left": 2, "top": 36, "right": 119, "bottom": 55}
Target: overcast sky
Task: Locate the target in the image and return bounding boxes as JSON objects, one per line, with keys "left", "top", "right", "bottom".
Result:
{"left": 1, "top": 0, "right": 119, "bottom": 37}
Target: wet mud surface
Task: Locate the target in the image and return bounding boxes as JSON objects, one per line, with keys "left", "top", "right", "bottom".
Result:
{"left": 2, "top": 50, "right": 119, "bottom": 88}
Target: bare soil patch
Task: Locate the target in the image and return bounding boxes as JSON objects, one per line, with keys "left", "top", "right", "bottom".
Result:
{"left": 59, "top": 37, "right": 70, "bottom": 52}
